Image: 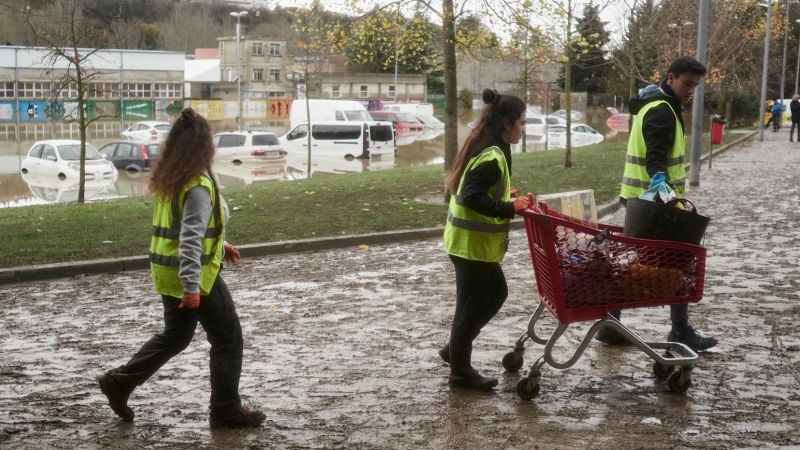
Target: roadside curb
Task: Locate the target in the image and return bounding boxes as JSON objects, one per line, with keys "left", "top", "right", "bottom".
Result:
{"left": 0, "top": 131, "right": 755, "bottom": 286}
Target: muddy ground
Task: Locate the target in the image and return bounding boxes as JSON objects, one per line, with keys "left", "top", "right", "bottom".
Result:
{"left": 1, "top": 130, "right": 800, "bottom": 449}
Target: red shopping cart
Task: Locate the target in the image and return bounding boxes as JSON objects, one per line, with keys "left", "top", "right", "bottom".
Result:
{"left": 504, "top": 197, "right": 707, "bottom": 400}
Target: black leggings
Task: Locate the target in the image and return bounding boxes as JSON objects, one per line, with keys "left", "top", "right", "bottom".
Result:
{"left": 109, "top": 275, "right": 243, "bottom": 415}
{"left": 448, "top": 254, "right": 508, "bottom": 350}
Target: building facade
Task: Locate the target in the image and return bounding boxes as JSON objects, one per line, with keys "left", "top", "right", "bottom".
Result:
{"left": 0, "top": 46, "right": 185, "bottom": 130}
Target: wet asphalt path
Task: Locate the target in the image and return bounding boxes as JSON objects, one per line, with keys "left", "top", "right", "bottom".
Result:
{"left": 1, "top": 129, "right": 799, "bottom": 449}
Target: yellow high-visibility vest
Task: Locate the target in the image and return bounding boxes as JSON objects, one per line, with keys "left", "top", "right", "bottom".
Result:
{"left": 149, "top": 175, "right": 223, "bottom": 297}
{"left": 620, "top": 100, "right": 686, "bottom": 199}
{"left": 444, "top": 146, "right": 511, "bottom": 262}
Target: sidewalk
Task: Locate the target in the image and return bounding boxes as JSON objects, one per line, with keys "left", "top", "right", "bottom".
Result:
{"left": 1, "top": 129, "right": 799, "bottom": 449}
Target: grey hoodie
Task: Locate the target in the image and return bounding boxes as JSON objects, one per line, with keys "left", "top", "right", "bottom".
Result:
{"left": 178, "top": 186, "right": 229, "bottom": 295}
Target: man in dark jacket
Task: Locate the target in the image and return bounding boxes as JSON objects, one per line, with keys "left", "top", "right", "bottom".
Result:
{"left": 790, "top": 95, "right": 800, "bottom": 142}
{"left": 599, "top": 56, "right": 717, "bottom": 351}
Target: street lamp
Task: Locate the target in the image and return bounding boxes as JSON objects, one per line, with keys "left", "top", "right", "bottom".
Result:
{"left": 667, "top": 21, "right": 694, "bottom": 54}
{"left": 230, "top": 10, "right": 248, "bottom": 132}
{"left": 795, "top": 18, "right": 800, "bottom": 95}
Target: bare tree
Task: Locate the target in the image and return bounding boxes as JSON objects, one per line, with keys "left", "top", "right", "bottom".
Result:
{"left": 0, "top": 0, "right": 124, "bottom": 203}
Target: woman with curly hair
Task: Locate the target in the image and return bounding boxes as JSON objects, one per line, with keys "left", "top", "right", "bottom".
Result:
{"left": 439, "top": 88, "right": 530, "bottom": 390}
{"left": 97, "top": 108, "right": 266, "bottom": 429}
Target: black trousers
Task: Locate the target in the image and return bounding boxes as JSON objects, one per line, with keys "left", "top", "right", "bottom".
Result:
{"left": 609, "top": 303, "right": 688, "bottom": 328}
{"left": 791, "top": 120, "right": 800, "bottom": 140}
{"left": 448, "top": 254, "right": 508, "bottom": 351}
{"left": 109, "top": 275, "right": 243, "bottom": 415}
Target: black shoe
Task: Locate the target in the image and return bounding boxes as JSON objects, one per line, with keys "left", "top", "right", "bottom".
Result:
{"left": 438, "top": 344, "right": 450, "bottom": 364}
{"left": 448, "top": 369, "right": 498, "bottom": 390}
{"left": 97, "top": 372, "right": 134, "bottom": 422}
{"left": 594, "top": 326, "right": 632, "bottom": 346}
{"left": 668, "top": 326, "right": 718, "bottom": 351}
{"left": 210, "top": 407, "right": 267, "bottom": 429}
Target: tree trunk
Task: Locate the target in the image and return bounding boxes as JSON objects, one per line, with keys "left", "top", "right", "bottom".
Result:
{"left": 442, "top": 0, "right": 457, "bottom": 189}
{"left": 563, "top": 4, "right": 572, "bottom": 168}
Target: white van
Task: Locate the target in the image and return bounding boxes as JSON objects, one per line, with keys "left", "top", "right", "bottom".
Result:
{"left": 289, "top": 100, "right": 373, "bottom": 128}
{"left": 382, "top": 103, "right": 435, "bottom": 117}
{"left": 279, "top": 121, "right": 395, "bottom": 159}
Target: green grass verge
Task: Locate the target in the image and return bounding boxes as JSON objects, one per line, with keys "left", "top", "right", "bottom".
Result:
{"left": 0, "top": 132, "right": 746, "bottom": 269}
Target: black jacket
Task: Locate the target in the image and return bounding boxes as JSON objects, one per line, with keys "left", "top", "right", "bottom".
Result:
{"left": 459, "top": 139, "right": 515, "bottom": 220}
{"left": 628, "top": 81, "right": 685, "bottom": 177}
{"left": 790, "top": 99, "right": 800, "bottom": 122}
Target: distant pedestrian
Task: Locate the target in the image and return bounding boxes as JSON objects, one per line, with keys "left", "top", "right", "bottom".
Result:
{"left": 790, "top": 95, "right": 800, "bottom": 142}
{"left": 604, "top": 56, "right": 717, "bottom": 351}
{"left": 97, "top": 107, "right": 266, "bottom": 429}
{"left": 772, "top": 100, "right": 782, "bottom": 132}
{"left": 438, "top": 88, "right": 530, "bottom": 390}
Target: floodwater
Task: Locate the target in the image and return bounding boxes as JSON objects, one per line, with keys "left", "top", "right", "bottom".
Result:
{"left": 0, "top": 109, "right": 632, "bottom": 208}
{"left": 1, "top": 131, "right": 800, "bottom": 448}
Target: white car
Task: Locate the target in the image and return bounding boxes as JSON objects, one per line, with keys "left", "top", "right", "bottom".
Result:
{"left": 122, "top": 121, "right": 171, "bottom": 141}
{"left": 552, "top": 109, "right": 584, "bottom": 121}
{"left": 547, "top": 124, "right": 605, "bottom": 148}
{"left": 415, "top": 115, "right": 444, "bottom": 130}
{"left": 20, "top": 139, "right": 118, "bottom": 182}
{"left": 213, "top": 131, "right": 287, "bottom": 162}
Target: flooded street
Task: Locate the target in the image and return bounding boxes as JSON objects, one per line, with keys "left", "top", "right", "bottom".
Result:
{"left": 0, "top": 109, "right": 631, "bottom": 208}
{"left": 1, "top": 130, "right": 799, "bottom": 449}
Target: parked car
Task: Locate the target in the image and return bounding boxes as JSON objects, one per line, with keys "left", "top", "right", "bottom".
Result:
{"left": 552, "top": 109, "right": 584, "bottom": 121}
{"left": 606, "top": 114, "right": 631, "bottom": 132}
{"left": 20, "top": 139, "right": 118, "bottom": 182}
{"left": 383, "top": 103, "right": 435, "bottom": 117}
{"left": 547, "top": 124, "right": 604, "bottom": 148}
{"left": 368, "top": 111, "right": 425, "bottom": 133}
{"left": 213, "top": 131, "right": 287, "bottom": 162}
{"left": 415, "top": 115, "right": 444, "bottom": 130}
{"left": 122, "top": 121, "right": 171, "bottom": 141}
{"left": 97, "top": 140, "right": 161, "bottom": 171}
{"left": 289, "top": 99, "right": 372, "bottom": 128}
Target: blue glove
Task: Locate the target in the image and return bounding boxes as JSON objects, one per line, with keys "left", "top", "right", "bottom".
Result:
{"left": 649, "top": 172, "right": 666, "bottom": 188}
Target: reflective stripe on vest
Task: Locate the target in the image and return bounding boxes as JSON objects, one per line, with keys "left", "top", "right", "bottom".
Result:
{"left": 620, "top": 100, "right": 686, "bottom": 199}
{"left": 149, "top": 175, "right": 224, "bottom": 297}
{"left": 443, "top": 146, "right": 511, "bottom": 263}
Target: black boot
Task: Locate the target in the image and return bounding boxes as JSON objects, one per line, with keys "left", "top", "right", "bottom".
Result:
{"left": 438, "top": 343, "right": 450, "bottom": 364}
{"left": 448, "top": 346, "right": 498, "bottom": 390}
{"left": 97, "top": 371, "right": 135, "bottom": 422}
{"left": 668, "top": 326, "right": 718, "bottom": 351}
{"left": 594, "top": 310, "right": 632, "bottom": 346}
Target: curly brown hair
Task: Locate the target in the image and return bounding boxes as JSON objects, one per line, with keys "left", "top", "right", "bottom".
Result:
{"left": 446, "top": 88, "right": 526, "bottom": 196}
{"left": 148, "top": 108, "right": 221, "bottom": 231}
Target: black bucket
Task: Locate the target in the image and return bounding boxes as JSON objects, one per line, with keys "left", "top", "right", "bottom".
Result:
{"left": 623, "top": 198, "right": 710, "bottom": 245}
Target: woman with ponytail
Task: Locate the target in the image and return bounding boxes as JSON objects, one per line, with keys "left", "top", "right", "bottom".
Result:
{"left": 439, "top": 89, "right": 530, "bottom": 390}
{"left": 97, "top": 108, "right": 266, "bottom": 428}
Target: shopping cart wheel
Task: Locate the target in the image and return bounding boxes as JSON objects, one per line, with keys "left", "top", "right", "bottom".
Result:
{"left": 502, "top": 352, "right": 524, "bottom": 372}
{"left": 516, "top": 378, "right": 540, "bottom": 400}
{"left": 667, "top": 370, "right": 692, "bottom": 393}
{"left": 653, "top": 361, "right": 674, "bottom": 378}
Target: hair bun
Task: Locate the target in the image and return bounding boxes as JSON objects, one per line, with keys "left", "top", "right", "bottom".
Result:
{"left": 180, "top": 107, "right": 196, "bottom": 123}
{"left": 481, "top": 88, "right": 501, "bottom": 105}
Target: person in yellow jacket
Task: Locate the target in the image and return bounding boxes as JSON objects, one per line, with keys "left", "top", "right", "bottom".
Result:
{"left": 439, "top": 88, "right": 530, "bottom": 390}
{"left": 97, "top": 108, "right": 266, "bottom": 429}
{"left": 600, "top": 56, "right": 717, "bottom": 351}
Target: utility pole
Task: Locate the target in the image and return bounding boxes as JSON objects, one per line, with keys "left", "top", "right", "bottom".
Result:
{"left": 758, "top": 1, "right": 773, "bottom": 142}
{"left": 688, "top": 0, "right": 709, "bottom": 186}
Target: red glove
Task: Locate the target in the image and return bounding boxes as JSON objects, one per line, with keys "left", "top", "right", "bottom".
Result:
{"left": 510, "top": 188, "right": 518, "bottom": 198}
{"left": 513, "top": 196, "right": 530, "bottom": 215}
{"left": 223, "top": 243, "right": 241, "bottom": 263}
{"left": 179, "top": 293, "right": 200, "bottom": 309}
